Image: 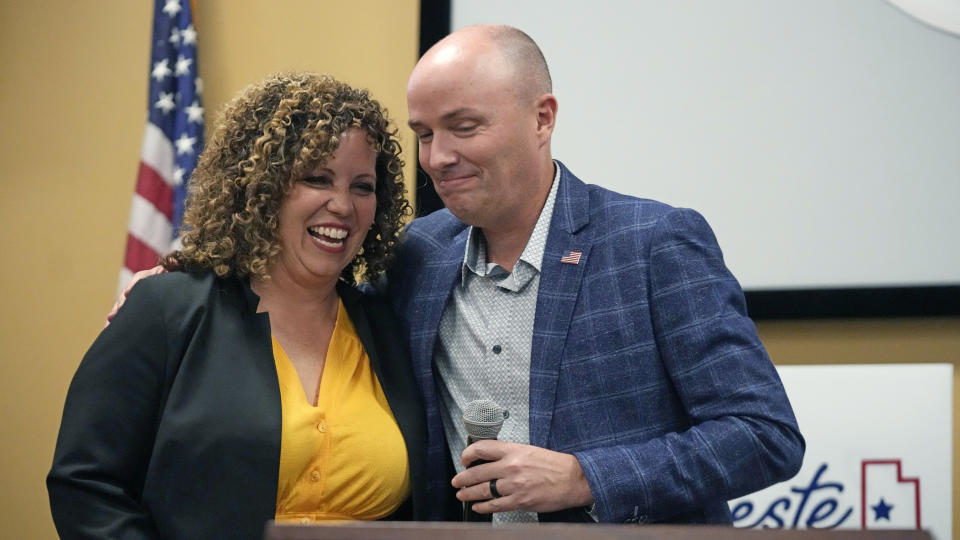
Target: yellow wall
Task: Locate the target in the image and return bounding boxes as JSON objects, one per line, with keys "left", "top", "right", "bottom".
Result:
{"left": 0, "top": 1, "right": 955, "bottom": 538}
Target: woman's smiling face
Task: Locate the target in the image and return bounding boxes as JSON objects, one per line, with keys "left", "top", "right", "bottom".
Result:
{"left": 274, "top": 128, "right": 378, "bottom": 284}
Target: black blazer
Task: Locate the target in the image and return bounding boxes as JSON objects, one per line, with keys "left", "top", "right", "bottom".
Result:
{"left": 48, "top": 272, "right": 429, "bottom": 539}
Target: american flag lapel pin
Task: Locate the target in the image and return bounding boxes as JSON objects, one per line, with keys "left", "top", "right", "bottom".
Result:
{"left": 560, "top": 250, "right": 582, "bottom": 265}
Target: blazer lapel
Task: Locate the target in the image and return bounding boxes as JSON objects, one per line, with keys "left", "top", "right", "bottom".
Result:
{"left": 338, "top": 281, "right": 420, "bottom": 423}
{"left": 337, "top": 282, "right": 382, "bottom": 387}
{"left": 338, "top": 281, "right": 429, "bottom": 516}
{"left": 410, "top": 230, "right": 468, "bottom": 380}
{"left": 529, "top": 163, "right": 592, "bottom": 448}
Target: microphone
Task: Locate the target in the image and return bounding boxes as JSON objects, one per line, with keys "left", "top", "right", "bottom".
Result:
{"left": 461, "top": 399, "right": 509, "bottom": 522}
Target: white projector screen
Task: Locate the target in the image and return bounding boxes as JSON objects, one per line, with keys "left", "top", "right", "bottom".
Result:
{"left": 448, "top": 0, "right": 960, "bottom": 292}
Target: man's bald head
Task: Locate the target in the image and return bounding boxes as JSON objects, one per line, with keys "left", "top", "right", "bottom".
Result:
{"left": 415, "top": 25, "right": 552, "bottom": 101}
{"left": 405, "top": 24, "right": 559, "bottom": 234}
{"left": 480, "top": 25, "right": 552, "bottom": 98}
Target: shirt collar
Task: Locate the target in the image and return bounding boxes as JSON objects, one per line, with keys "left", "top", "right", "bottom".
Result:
{"left": 460, "top": 162, "right": 561, "bottom": 286}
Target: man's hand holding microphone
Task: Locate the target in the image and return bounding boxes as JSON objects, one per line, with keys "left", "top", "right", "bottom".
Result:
{"left": 456, "top": 400, "right": 594, "bottom": 519}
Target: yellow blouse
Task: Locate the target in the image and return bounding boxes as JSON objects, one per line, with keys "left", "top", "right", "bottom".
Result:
{"left": 272, "top": 300, "right": 410, "bottom": 522}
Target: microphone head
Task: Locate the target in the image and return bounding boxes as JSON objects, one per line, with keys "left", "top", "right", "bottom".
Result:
{"left": 463, "top": 399, "right": 509, "bottom": 440}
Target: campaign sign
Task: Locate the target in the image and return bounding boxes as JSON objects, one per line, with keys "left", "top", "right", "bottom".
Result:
{"left": 729, "top": 364, "right": 952, "bottom": 540}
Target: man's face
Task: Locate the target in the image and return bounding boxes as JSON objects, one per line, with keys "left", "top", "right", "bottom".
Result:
{"left": 406, "top": 48, "right": 543, "bottom": 230}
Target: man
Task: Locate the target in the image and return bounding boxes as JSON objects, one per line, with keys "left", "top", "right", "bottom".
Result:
{"left": 112, "top": 24, "right": 803, "bottom": 525}
{"left": 389, "top": 25, "right": 803, "bottom": 524}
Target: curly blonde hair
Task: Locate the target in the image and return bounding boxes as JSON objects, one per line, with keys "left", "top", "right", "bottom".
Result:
{"left": 163, "top": 72, "right": 410, "bottom": 283}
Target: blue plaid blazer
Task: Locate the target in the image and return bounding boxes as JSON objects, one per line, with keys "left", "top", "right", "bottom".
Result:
{"left": 385, "top": 161, "right": 804, "bottom": 524}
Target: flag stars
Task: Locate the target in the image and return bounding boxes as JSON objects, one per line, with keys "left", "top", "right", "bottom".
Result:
{"left": 181, "top": 24, "right": 198, "bottom": 46}
{"left": 871, "top": 498, "right": 893, "bottom": 521}
{"left": 151, "top": 58, "right": 172, "bottom": 81}
{"left": 154, "top": 92, "right": 176, "bottom": 114}
{"left": 129, "top": 0, "right": 202, "bottom": 268}
{"left": 185, "top": 101, "right": 204, "bottom": 124}
{"left": 175, "top": 55, "right": 193, "bottom": 76}
{"left": 175, "top": 133, "right": 197, "bottom": 155}
{"left": 162, "top": 0, "right": 182, "bottom": 17}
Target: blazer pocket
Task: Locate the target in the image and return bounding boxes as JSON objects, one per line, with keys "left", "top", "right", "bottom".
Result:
{"left": 565, "top": 317, "right": 642, "bottom": 364}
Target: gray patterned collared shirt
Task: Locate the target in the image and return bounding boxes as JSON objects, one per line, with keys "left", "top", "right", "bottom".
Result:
{"left": 435, "top": 164, "right": 561, "bottom": 523}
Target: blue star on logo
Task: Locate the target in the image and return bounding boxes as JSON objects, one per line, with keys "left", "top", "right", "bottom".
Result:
{"left": 872, "top": 498, "right": 894, "bottom": 521}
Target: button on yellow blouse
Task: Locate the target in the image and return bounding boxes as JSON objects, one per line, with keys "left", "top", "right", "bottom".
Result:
{"left": 273, "top": 300, "right": 410, "bottom": 522}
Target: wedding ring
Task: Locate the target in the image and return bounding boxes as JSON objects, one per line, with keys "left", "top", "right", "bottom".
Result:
{"left": 489, "top": 478, "right": 502, "bottom": 498}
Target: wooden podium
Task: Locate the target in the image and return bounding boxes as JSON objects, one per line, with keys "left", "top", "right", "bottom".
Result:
{"left": 264, "top": 521, "right": 931, "bottom": 540}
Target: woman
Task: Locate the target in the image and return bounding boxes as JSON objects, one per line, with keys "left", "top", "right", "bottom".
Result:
{"left": 48, "top": 73, "right": 428, "bottom": 539}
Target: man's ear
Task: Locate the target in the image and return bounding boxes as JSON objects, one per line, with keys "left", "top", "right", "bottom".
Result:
{"left": 534, "top": 93, "right": 558, "bottom": 144}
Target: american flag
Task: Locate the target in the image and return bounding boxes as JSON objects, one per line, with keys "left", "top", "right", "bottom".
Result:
{"left": 120, "top": 0, "right": 203, "bottom": 289}
{"left": 560, "top": 250, "right": 582, "bottom": 265}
